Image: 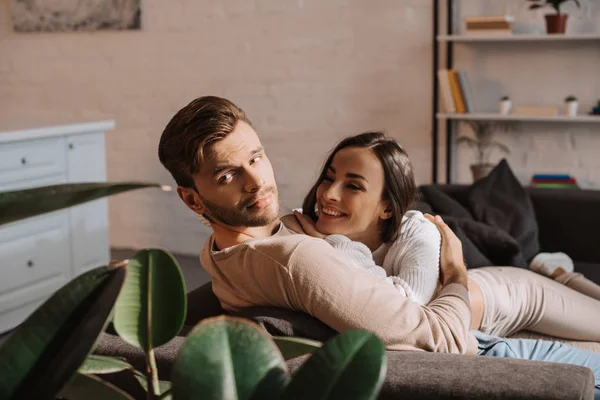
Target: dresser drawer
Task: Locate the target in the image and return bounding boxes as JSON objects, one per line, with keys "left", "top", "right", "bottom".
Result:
{"left": 0, "top": 137, "right": 66, "bottom": 185}
{"left": 0, "top": 212, "right": 71, "bottom": 314}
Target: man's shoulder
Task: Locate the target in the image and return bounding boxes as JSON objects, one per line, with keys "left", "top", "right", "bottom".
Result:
{"left": 202, "top": 233, "right": 329, "bottom": 268}
{"left": 245, "top": 234, "right": 332, "bottom": 265}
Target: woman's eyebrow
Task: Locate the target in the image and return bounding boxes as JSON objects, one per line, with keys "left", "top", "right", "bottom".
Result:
{"left": 346, "top": 172, "right": 367, "bottom": 182}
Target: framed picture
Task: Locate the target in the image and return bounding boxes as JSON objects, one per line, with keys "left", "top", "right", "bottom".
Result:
{"left": 11, "top": 0, "right": 141, "bottom": 33}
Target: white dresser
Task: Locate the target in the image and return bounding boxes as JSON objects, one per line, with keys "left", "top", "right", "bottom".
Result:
{"left": 0, "top": 121, "right": 115, "bottom": 333}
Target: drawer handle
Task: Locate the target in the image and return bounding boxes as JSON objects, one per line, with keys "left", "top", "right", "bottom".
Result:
{"left": 21, "top": 157, "right": 27, "bottom": 165}
{"left": 27, "top": 260, "right": 34, "bottom": 268}
{"left": 69, "top": 143, "right": 74, "bottom": 150}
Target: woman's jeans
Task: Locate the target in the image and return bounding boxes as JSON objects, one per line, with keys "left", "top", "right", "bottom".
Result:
{"left": 474, "top": 331, "right": 600, "bottom": 399}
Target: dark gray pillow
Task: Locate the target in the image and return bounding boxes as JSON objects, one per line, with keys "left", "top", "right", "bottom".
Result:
{"left": 447, "top": 216, "right": 524, "bottom": 268}
{"left": 468, "top": 159, "right": 540, "bottom": 264}
{"left": 420, "top": 185, "right": 474, "bottom": 220}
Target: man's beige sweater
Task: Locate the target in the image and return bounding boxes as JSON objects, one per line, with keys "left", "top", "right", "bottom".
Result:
{"left": 200, "top": 224, "right": 478, "bottom": 354}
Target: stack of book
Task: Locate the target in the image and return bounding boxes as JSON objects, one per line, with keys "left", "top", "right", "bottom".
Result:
{"left": 464, "top": 15, "right": 514, "bottom": 35}
{"left": 530, "top": 174, "right": 579, "bottom": 189}
{"left": 437, "top": 69, "right": 474, "bottom": 113}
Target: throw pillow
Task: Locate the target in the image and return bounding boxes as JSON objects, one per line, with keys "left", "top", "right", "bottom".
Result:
{"left": 468, "top": 159, "right": 540, "bottom": 264}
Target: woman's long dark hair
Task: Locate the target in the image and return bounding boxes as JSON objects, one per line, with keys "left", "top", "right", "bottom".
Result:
{"left": 302, "top": 131, "right": 417, "bottom": 244}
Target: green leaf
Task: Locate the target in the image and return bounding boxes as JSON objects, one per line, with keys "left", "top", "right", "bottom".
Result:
{"left": 0, "top": 265, "right": 126, "bottom": 400}
{"left": 282, "top": 330, "right": 387, "bottom": 400}
{"left": 58, "top": 373, "right": 134, "bottom": 400}
{"left": 79, "top": 355, "right": 136, "bottom": 375}
{"left": 0, "top": 181, "right": 167, "bottom": 227}
{"left": 171, "top": 316, "right": 290, "bottom": 400}
{"left": 134, "top": 374, "right": 172, "bottom": 398}
{"left": 113, "top": 249, "right": 187, "bottom": 350}
{"left": 273, "top": 336, "right": 322, "bottom": 360}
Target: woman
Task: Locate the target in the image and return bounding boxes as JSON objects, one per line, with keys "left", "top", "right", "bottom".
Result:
{"left": 284, "top": 131, "right": 600, "bottom": 342}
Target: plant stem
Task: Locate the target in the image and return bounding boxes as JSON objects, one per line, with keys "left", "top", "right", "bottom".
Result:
{"left": 145, "top": 348, "right": 160, "bottom": 400}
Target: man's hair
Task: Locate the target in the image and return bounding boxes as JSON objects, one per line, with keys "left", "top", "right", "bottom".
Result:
{"left": 158, "top": 96, "right": 252, "bottom": 188}
{"left": 302, "top": 131, "right": 417, "bottom": 244}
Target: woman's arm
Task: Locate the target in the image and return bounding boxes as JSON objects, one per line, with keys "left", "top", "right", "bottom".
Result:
{"left": 383, "top": 211, "right": 442, "bottom": 305}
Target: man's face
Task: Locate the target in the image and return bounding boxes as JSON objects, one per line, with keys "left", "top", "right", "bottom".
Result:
{"left": 192, "top": 121, "right": 280, "bottom": 227}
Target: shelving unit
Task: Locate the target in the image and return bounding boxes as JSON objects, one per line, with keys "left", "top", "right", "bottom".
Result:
{"left": 437, "top": 113, "right": 600, "bottom": 123}
{"left": 431, "top": 1, "right": 600, "bottom": 183}
{"left": 437, "top": 33, "right": 600, "bottom": 42}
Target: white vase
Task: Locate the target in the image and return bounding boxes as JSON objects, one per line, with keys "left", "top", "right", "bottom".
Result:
{"left": 565, "top": 101, "right": 578, "bottom": 117}
{"left": 499, "top": 100, "right": 512, "bottom": 115}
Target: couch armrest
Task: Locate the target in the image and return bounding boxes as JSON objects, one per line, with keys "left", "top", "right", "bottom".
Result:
{"left": 529, "top": 188, "right": 600, "bottom": 263}
{"left": 287, "top": 351, "right": 594, "bottom": 400}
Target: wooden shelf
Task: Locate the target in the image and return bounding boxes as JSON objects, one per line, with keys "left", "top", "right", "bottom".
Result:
{"left": 437, "top": 113, "right": 600, "bottom": 123}
{"left": 437, "top": 33, "right": 600, "bottom": 42}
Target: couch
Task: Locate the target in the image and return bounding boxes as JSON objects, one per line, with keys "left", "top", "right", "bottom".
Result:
{"left": 95, "top": 185, "right": 600, "bottom": 399}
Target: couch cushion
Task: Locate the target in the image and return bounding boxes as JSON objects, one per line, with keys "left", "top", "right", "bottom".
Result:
{"left": 468, "top": 159, "right": 540, "bottom": 265}
{"left": 231, "top": 307, "right": 337, "bottom": 342}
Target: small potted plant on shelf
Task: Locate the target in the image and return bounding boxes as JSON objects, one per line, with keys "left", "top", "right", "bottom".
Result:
{"left": 527, "top": 0, "right": 581, "bottom": 34}
{"left": 499, "top": 95, "right": 512, "bottom": 115}
{"left": 457, "top": 120, "right": 514, "bottom": 182}
{"left": 565, "top": 95, "right": 578, "bottom": 116}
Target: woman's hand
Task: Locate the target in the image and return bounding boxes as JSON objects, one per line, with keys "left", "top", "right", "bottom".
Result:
{"left": 424, "top": 213, "right": 468, "bottom": 289}
{"left": 292, "top": 211, "right": 327, "bottom": 239}
{"left": 281, "top": 213, "right": 305, "bottom": 234}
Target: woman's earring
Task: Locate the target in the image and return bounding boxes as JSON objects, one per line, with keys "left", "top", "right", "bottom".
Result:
{"left": 314, "top": 204, "right": 320, "bottom": 216}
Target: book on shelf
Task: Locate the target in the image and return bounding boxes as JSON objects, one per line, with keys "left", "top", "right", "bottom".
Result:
{"left": 437, "top": 69, "right": 474, "bottom": 114}
{"left": 456, "top": 70, "right": 474, "bottom": 113}
{"left": 464, "top": 15, "right": 514, "bottom": 35}
{"left": 464, "top": 15, "right": 515, "bottom": 23}
{"left": 513, "top": 106, "right": 559, "bottom": 116}
{"left": 447, "top": 70, "right": 466, "bottom": 113}
{"left": 530, "top": 174, "right": 579, "bottom": 189}
{"left": 437, "top": 69, "right": 455, "bottom": 113}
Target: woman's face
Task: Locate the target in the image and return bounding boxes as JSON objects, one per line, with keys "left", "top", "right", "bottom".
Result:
{"left": 315, "top": 146, "right": 391, "bottom": 247}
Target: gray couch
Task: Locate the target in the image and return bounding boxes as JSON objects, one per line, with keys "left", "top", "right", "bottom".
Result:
{"left": 95, "top": 186, "right": 600, "bottom": 399}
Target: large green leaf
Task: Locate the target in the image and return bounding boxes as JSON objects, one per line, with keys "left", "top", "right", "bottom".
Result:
{"left": 171, "top": 316, "right": 290, "bottom": 400}
{"left": 0, "top": 265, "right": 126, "bottom": 400}
{"left": 282, "top": 330, "right": 386, "bottom": 400}
{"left": 273, "top": 336, "right": 322, "bottom": 360}
{"left": 79, "top": 354, "right": 138, "bottom": 376}
{"left": 0, "top": 181, "right": 167, "bottom": 226}
{"left": 113, "top": 249, "right": 187, "bottom": 350}
{"left": 58, "top": 373, "right": 134, "bottom": 400}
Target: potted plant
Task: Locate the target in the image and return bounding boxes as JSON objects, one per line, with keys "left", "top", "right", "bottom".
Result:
{"left": 565, "top": 95, "right": 578, "bottom": 116}
{"left": 527, "top": 0, "right": 581, "bottom": 34}
{"left": 457, "top": 121, "right": 513, "bottom": 181}
{"left": 499, "top": 95, "right": 512, "bottom": 115}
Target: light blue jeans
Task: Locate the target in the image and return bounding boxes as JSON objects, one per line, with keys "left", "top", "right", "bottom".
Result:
{"left": 474, "top": 331, "right": 600, "bottom": 399}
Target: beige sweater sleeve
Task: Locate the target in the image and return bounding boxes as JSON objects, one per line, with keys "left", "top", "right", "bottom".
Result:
{"left": 284, "top": 237, "right": 473, "bottom": 354}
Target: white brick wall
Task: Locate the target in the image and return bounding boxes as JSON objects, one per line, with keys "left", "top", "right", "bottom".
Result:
{"left": 0, "top": 0, "right": 598, "bottom": 255}
{"left": 0, "top": 0, "right": 434, "bottom": 255}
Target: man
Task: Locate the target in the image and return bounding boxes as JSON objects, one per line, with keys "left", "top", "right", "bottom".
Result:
{"left": 158, "top": 96, "right": 600, "bottom": 391}
{"left": 158, "top": 95, "right": 474, "bottom": 354}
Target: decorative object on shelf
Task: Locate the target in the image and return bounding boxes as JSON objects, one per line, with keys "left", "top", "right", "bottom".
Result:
{"left": 499, "top": 96, "right": 512, "bottom": 115}
{"left": 457, "top": 120, "right": 515, "bottom": 182}
{"left": 530, "top": 173, "right": 579, "bottom": 188}
{"left": 589, "top": 100, "right": 600, "bottom": 115}
{"left": 464, "top": 15, "right": 514, "bottom": 36}
{"left": 564, "top": 95, "right": 579, "bottom": 116}
{"left": 512, "top": 106, "right": 559, "bottom": 116}
{"left": 527, "top": 0, "right": 581, "bottom": 34}
{"left": 10, "top": 0, "right": 141, "bottom": 32}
